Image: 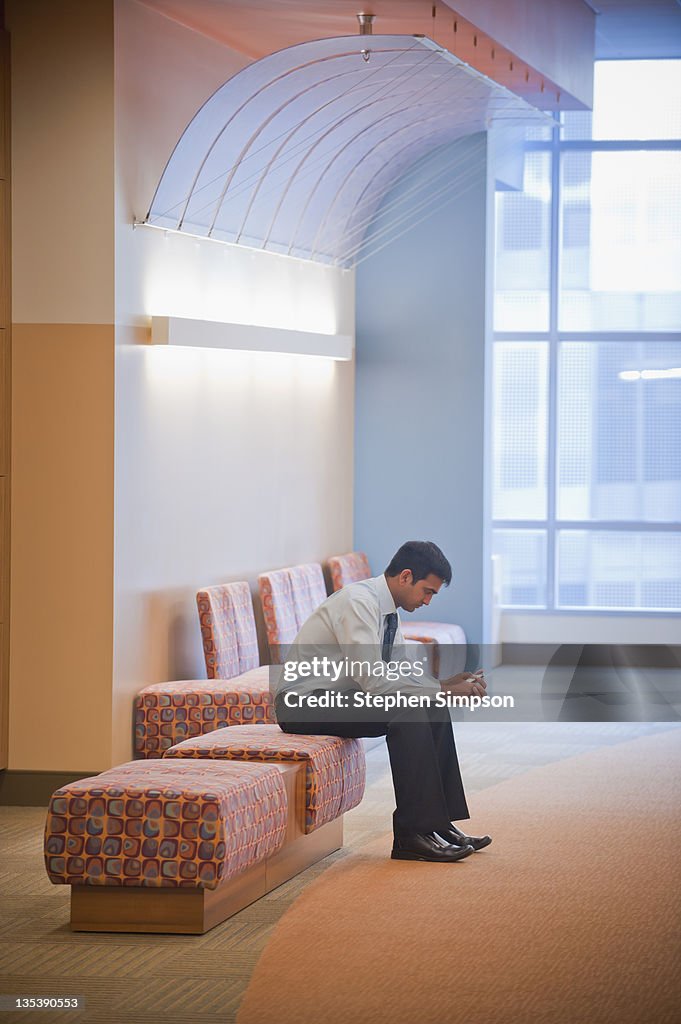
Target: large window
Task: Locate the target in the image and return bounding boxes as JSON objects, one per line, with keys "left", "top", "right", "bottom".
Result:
{"left": 493, "top": 61, "right": 681, "bottom": 612}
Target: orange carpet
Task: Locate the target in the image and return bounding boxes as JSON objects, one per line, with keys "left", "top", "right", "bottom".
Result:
{"left": 237, "top": 729, "right": 681, "bottom": 1024}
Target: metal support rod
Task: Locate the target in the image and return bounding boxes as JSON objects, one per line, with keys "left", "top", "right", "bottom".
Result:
{"left": 357, "top": 13, "right": 375, "bottom": 35}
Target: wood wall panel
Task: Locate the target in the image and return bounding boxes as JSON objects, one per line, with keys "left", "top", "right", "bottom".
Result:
{"left": 0, "top": 327, "right": 7, "bottom": 475}
{"left": 0, "top": 477, "right": 7, "bottom": 623}
{"left": 10, "top": 323, "right": 114, "bottom": 773}
{"left": 0, "top": 23, "right": 10, "bottom": 771}
{"left": 0, "top": 181, "right": 6, "bottom": 326}
{"left": 0, "top": 20, "right": 6, "bottom": 182}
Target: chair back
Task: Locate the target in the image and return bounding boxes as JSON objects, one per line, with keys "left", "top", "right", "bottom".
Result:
{"left": 328, "top": 551, "right": 371, "bottom": 591}
{"left": 259, "top": 562, "right": 327, "bottom": 663}
{"left": 196, "top": 581, "right": 259, "bottom": 679}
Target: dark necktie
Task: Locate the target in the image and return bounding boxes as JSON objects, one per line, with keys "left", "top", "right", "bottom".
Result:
{"left": 382, "top": 612, "right": 398, "bottom": 663}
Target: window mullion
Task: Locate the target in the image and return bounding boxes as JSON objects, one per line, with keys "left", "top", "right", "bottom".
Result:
{"left": 547, "top": 124, "right": 561, "bottom": 610}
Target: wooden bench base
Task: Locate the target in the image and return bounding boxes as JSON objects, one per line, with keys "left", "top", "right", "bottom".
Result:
{"left": 69, "top": 763, "right": 343, "bottom": 934}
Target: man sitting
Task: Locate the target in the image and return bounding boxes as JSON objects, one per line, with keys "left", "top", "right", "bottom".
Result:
{"left": 275, "top": 540, "right": 492, "bottom": 863}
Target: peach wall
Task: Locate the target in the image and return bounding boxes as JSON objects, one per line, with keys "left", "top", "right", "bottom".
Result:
{"left": 10, "top": 324, "right": 114, "bottom": 771}
{"left": 112, "top": 1, "right": 355, "bottom": 765}
{"left": 7, "top": 0, "right": 116, "bottom": 772}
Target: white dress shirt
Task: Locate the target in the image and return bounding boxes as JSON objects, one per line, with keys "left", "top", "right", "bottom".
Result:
{"left": 280, "top": 575, "right": 441, "bottom": 698}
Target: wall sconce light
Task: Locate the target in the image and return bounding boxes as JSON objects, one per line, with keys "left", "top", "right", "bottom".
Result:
{"left": 150, "top": 316, "right": 353, "bottom": 360}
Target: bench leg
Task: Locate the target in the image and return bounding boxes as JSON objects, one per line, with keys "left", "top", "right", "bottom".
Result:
{"left": 70, "top": 816, "right": 344, "bottom": 935}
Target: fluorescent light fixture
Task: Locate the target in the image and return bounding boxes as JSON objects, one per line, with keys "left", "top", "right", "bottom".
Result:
{"left": 151, "top": 316, "right": 353, "bottom": 361}
{"left": 618, "top": 367, "right": 681, "bottom": 382}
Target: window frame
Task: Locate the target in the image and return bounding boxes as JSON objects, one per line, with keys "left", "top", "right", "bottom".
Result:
{"left": 492, "top": 70, "right": 681, "bottom": 614}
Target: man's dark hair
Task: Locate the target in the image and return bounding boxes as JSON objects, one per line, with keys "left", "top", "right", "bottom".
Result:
{"left": 385, "top": 541, "right": 452, "bottom": 586}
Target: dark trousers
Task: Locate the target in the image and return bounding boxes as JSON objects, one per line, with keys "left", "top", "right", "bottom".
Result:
{"left": 276, "top": 689, "right": 470, "bottom": 837}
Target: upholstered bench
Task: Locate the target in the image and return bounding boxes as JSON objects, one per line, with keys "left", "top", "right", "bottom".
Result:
{"left": 45, "top": 728, "right": 365, "bottom": 933}
{"left": 134, "top": 668, "right": 274, "bottom": 759}
{"left": 45, "top": 759, "right": 290, "bottom": 934}
{"left": 134, "top": 582, "right": 275, "bottom": 759}
{"left": 163, "top": 724, "right": 366, "bottom": 835}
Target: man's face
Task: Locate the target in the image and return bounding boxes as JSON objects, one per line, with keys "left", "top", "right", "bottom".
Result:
{"left": 396, "top": 571, "right": 444, "bottom": 612}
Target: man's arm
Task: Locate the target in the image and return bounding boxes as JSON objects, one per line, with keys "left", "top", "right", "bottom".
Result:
{"left": 391, "top": 622, "right": 485, "bottom": 696}
{"left": 394, "top": 625, "right": 488, "bottom": 697}
{"left": 334, "top": 602, "right": 441, "bottom": 697}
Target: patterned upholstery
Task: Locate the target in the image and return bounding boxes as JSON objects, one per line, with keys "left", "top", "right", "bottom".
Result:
{"left": 44, "top": 760, "right": 287, "bottom": 890}
{"left": 259, "top": 568, "right": 297, "bottom": 655}
{"left": 259, "top": 563, "right": 327, "bottom": 664}
{"left": 196, "top": 581, "right": 259, "bottom": 679}
{"left": 288, "top": 563, "right": 327, "bottom": 624}
{"left": 165, "top": 725, "right": 365, "bottom": 835}
{"left": 328, "top": 552, "right": 371, "bottom": 592}
{"left": 134, "top": 667, "right": 275, "bottom": 760}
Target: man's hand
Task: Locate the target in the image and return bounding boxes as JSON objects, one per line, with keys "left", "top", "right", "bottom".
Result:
{"left": 440, "top": 670, "right": 487, "bottom": 698}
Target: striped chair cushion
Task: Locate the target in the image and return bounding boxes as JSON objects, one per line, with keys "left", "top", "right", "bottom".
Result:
{"left": 164, "top": 725, "right": 365, "bottom": 835}
{"left": 44, "top": 759, "right": 287, "bottom": 890}
{"left": 288, "top": 563, "right": 327, "bottom": 623}
{"left": 328, "top": 552, "right": 371, "bottom": 591}
{"left": 196, "top": 581, "right": 259, "bottom": 679}
{"left": 259, "top": 563, "right": 327, "bottom": 664}
{"left": 134, "top": 667, "right": 275, "bottom": 759}
{"left": 259, "top": 569, "right": 298, "bottom": 658}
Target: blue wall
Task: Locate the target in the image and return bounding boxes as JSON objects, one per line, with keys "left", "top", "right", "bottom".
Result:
{"left": 354, "top": 134, "right": 490, "bottom": 644}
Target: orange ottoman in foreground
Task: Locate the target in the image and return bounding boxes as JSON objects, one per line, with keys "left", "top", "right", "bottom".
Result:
{"left": 164, "top": 725, "right": 366, "bottom": 835}
{"left": 44, "top": 759, "right": 289, "bottom": 934}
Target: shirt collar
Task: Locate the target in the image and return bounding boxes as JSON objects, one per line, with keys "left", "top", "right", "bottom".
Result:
{"left": 375, "top": 574, "right": 397, "bottom": 617}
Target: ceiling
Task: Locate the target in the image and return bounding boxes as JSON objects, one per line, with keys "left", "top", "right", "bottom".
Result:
{"left": 141, "top": 0, "right": 681, "bottom": 63}
{"left": 139, "top": 1, "right": 679, "bottom": 268}
{"left": 141, "top": 0, "right": 446, "bottom": 56}
{"left": 593, "top": 0, "right": 681, "bottom": 58}
{"left": 138, "top": 0, "right": 585, "bottom": 110}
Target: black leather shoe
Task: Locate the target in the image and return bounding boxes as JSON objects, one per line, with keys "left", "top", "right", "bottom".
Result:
{"left": 441, "top": 823, "right": 492, "bottom": 851}
{"left": 391, "top": 832, "right": 475, "bottom": 862}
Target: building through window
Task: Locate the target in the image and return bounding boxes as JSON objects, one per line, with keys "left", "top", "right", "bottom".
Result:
{"left": 492, "top": 60, "right": 681, "bottom": 612}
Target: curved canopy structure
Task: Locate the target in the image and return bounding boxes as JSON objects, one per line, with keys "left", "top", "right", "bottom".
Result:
{"left": 145, "top": 35, "right": 550, "bottom": 267}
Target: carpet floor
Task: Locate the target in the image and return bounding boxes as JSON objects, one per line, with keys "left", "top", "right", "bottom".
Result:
{"left": 1, "top": 723, "right": 679, "bottom": 1023}
{"left": 237, "top": 729, "right": 681, "bottom": 1024}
